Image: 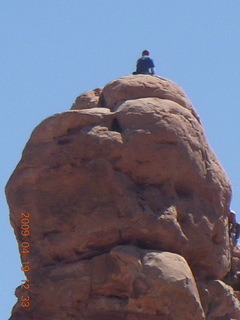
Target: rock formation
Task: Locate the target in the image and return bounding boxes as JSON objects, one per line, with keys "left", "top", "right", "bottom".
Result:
{"left": 5, "top": 75, "right": 240, "bottom": 319}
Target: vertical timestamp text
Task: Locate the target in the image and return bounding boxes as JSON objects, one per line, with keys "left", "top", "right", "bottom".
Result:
{"left": 20, "top": 212, "right": 31, "bottom": 308}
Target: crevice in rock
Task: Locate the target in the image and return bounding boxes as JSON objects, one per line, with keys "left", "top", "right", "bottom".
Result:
{"left": 67, "top": 126, "right": 83, "bottom": 135}
{"left": 98, "top": 93, "right": 107, "bottom": 108}
{"left": 175, "top": 184, "right": 193, "bottom": 199}
{"left": 54, "top": 126, "right": 83, "bottom": 142}
{"left": 57, "top": 240, "right": 167, "bottom": 265}
{"left": 103, "top": 294, "right": 129, "bottom": 304}
{"left": 57, "top": 138, "right": 72, "bottom": 145}
{"left": 110, "top": 118, "right": 122, "bottom": 133}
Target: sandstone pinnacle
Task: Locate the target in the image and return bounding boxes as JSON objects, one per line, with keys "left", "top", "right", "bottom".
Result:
{"left": 5, "top": 75, "right": 240, "bottom": 320}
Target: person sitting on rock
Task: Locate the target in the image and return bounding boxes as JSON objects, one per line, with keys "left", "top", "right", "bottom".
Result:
{"left": 133, "top": 49, "right": 155, "bottom": 75}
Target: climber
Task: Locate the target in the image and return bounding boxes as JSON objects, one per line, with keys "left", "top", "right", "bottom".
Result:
{"left": 228, "top": 210, "right": 240, "bottom": 240}
{"left": 228, "top": 210, "right": 237, "bottom": 234}
{"left": 132, "top": 49, "right": 155, "bottom": 75}
{"left": 235, "top": 223, "right": 240, "bottom": 240}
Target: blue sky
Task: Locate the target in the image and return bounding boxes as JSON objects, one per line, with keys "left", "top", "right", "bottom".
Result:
{"left": 1, "top": 1, "right": 240, "bottom": 318}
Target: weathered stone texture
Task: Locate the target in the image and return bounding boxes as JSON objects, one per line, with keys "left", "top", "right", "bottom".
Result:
{"left": 6, "top": 75, "right": 240, "bottom": 319}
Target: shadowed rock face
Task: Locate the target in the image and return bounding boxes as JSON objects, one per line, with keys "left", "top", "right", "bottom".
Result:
{"left": 5, "top": 75, "right": 240, "bottom": 320}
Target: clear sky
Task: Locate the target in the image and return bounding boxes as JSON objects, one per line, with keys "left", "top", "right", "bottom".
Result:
{"left": 1, "top": 1, "right": 240, "bottom": 318}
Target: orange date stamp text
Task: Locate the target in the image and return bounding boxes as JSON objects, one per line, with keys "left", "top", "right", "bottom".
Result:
{"left": 20, "top": 212, "right": 31, "bottom": 308}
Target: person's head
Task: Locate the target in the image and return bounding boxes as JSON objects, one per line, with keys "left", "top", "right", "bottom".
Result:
{"left": 142, "top": 49, "right": 150, "bottom": 56}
